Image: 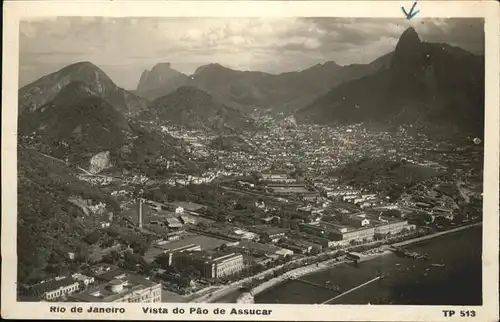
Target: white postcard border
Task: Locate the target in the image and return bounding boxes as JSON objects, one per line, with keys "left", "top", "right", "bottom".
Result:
{"left": 2, "top": 1, "right": 499, "bottom": 321}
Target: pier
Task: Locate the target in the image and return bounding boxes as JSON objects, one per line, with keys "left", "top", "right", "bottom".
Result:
{"left": 292, "top": 278, "right": 342, "bottom": 293}
{"left": 320, "top": 275, "right": 383, "bottom": 304}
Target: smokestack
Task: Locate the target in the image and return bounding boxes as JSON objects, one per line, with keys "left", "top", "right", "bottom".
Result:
{"left": 138, "top": 198, "right": 143, "bottom": 229}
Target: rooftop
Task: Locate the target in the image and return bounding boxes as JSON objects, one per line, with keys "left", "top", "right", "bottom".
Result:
{"left": 69, "top": 274, "right": 158, "bottom": 302}
{"left": 170, "top": 201, "right": 205, "bottom": 211}
{"left": 29, "top": 276, "right": 77, "bottom": 295}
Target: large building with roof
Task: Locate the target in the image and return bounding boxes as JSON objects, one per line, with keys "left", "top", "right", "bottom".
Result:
{"left": 169, "top": 249, "right": 244, "bottom": 279}
{"left": 69, "top": 273, "right": 161, "bottom": 303}
{"left": 24, "top": 276, "right": 81, "bottom": 301}
{"left": 163, "top": 244, "right": 202, "bottom": 266}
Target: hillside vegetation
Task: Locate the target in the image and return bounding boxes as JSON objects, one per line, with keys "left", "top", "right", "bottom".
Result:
{"left": 335, "top": 156, "right": 444, "bottom": 200}
{"left": 17, "top": 148, "right": 120, "bottom": 284}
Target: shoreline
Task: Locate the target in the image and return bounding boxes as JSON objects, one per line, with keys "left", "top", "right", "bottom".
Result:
{"left": 235, "top": 250, "right": 392, "bottom": 304}
{"left": 235, "top": 222, "right": 481, "bottom": 304}
{"left": 391, "top": 222, "right": 481, "bottom": 247}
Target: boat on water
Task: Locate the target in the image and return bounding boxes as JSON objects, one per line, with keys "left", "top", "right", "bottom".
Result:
{"left": 431, "top": 263, "right": 445, "bottom": 268}
{"left": 416, "top": 253, "right": 429, "bottom": 260}
{"left": 393, "top": 247, "right": 429, "bottom": 260}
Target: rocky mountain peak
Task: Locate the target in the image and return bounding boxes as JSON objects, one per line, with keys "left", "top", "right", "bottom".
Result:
{"left": 60, "top": 61, "right": 112, "bottom": 84}
{"left": 313, "top": 61, "right": 341, "bottom": 69}
{"left": 19, "top": 61, "right": 148, "bottom": 116}
{"left": 136, "top": 62, "right": 187, "bottom": 92}
{"left": 150, "top": 62, "right": 172, "bottom": 72}
{"left": 390, "top": 27, "right": 424, "bottom": 75}
{"left": 397, "top": 27, "right": 421, "bottom": 49}
{"left": 193, "top": 63, "right": 231, "bottom": 76}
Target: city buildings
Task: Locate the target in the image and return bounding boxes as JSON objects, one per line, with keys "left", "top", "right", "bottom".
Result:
{"left": 260, "top": 173, "right": 296, "bottom": 183}
{"left": 300, "top": 218, "right": 414, "bottom": 246}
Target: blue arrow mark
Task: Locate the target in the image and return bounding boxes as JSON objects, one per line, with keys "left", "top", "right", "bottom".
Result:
{"left": 401, "top": 1, "right": 420, "bottom": 20}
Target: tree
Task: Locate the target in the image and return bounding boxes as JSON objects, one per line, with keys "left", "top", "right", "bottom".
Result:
{"left": 103, "top": 250, "right": 120, "bottom": 265}
{"left": 155, "top": 253, "right": 171, "bottom": 268}
{"left": 185, "top": 265, "right": 201, "bottom": 279}
{"left": 453, "top": 212, "right": 466, "bottom": 224}
{"left": 123, "top": 251, "right": 145, "bottom": 271}
{"left": 84, "top": 230, "right": 101, "bottom": 245}
{"left": 197, "top": 222, "right": 208, "bottom": 230}
{"left": 309, "top": 248, "right": 320, "bottom": 256}
{"left": 166, "top": 265, "right": 179, "bottom": 275}
{"left": 383, "top": 209, "right": 402, "bottom": 218}
{"left": 423, "top": 214, "right": 434, "bottom": 225}
{"left": 131, "top": 239, "right": 150, "bottom": 256}
{"left": 101, "top": 235, "right": 115, "bottom": 248}
{"left": 106, "top": 227, "right": 119, "bottom": 237}
{"left": 215, "top": 212, "right": 226, "bottom": 223}
{"left": 234, "top": 203, "right": 245, "bottom": 211}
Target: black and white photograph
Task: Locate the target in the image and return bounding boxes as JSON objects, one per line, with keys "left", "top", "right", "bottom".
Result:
{"left": 2, "top": 1, "right": 499, "bottom": 321}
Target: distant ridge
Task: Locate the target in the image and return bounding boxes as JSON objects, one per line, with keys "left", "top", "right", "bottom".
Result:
{"left": 145, "top": 85, "right": 254, "bottom": 132}
{"left": 133, "top": 58, "right": 390, "bottom": 112}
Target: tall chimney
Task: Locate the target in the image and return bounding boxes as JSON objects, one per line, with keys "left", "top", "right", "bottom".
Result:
{"left": 138, "top": 199, "right": 143, "bottom": 229}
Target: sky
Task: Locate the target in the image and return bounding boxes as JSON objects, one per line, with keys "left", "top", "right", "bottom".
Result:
{"left": 19, "top": 17, "right": 484, "bottom": 90}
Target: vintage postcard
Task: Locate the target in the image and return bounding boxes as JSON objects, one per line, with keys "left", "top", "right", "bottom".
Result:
{"left": 2, "top": 0, "right": 499, "bottom": 321}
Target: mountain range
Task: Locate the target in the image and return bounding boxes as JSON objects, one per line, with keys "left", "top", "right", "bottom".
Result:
{"left": 19, "top": 27, "right": 485, "bottom": 142}
{"left": 295, "top": 27, "right": 485, "bottom": 136}
{"left": 135, "top": 55, "right": 392, "bottom": 113}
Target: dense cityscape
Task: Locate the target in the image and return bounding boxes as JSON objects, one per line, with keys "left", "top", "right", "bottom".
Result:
{"left": 18, "top": 117, "right": 483, "bottom": 304}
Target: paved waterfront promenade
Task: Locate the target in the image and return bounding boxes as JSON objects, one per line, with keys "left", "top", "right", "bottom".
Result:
{"left": 392, "top": 222, "right": 482, "bottom": 247}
